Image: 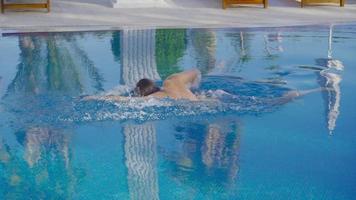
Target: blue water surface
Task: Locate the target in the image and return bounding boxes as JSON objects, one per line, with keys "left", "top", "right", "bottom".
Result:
{"left": 0, "top": 25, "right": 356, "bottom": 199}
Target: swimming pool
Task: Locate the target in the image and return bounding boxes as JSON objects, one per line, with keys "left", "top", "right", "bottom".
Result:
{"left": 0, "top": 25, "right": 355, "bottom": 199}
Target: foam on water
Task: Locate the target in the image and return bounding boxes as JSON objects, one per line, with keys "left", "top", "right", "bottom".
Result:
{"left": 1, "top": 69, "right": 326, "bottom": 126}
{"left": 60, "top": 77, "right": 291, "bottom": 123}
{"left": 0, "top": 79, "right": 283, "bottom": 126}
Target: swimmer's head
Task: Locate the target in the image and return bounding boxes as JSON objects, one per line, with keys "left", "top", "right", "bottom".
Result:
{"left": 134, "top": 79, "right": 160, "bottom": 97}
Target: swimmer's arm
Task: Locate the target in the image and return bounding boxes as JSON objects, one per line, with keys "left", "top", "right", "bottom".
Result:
{"left": 271, "top": 88, "right": 327, "bottom": 105}
{"left": 165, "top": 69, "right": 201, "bottom": 88}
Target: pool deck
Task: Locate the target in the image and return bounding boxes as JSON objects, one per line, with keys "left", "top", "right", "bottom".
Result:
{"left": 0, "top": 0, "right": 356, "bottom": 32}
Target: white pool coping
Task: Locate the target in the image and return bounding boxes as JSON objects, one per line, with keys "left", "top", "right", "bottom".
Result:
{"left": 0, "top": 0, "right": 356, "bottom": 33}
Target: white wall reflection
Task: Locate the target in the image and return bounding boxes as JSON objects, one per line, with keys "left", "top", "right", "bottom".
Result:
{"left": 120, "top": 29, "right": 161, "bottom": 87}
{"left": 124, "top": 123, "right": 159, "bottom": 200}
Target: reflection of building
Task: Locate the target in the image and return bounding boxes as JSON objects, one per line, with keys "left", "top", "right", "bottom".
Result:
{"left": 315, "top": 25, "right": 344, "bottom": 135}
{"left": 120, "top": 29, "right": 161, "bottom": 87}
{"left": 113, "top": 28, "right": 186, "bottom": 89}
{"left": 116, "top": 34, "right": 160, "bottom": 189}
{"left": 123, "top": 123, "right": 159, "bottom": 200}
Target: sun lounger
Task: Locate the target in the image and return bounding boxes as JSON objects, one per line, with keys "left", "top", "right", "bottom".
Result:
{"left": 222, "top": 0, "right": 268, "bottom": 9}
{"left": 1, "top": 0, "right": 50, "bottom": 13}
{"left": 300, "top": 0, "right": 345, "bottom": 7}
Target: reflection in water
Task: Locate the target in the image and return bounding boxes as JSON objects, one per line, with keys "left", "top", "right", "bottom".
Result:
{"left": 0, "top": 34, "right": 91, "bottom": 196}
{"left": 202, "top": 122, "right": 240, "bottom": 180}
{"left": 0, "top": 127, "right": 82, "bottom": 199}
{"left": 227, "top": 32, "right": 252, "bottom": 66}
{"left": 190, "top": 29, "right": 217, "bottom": 74}
{"left": 111, "top": 29, "right": 187, "bottom": 90}
{"left": 18, "top": 127, "right": 70, "bottom": 168}
{"left": 121, "top": 120, "right": 240, "bottom": 199}
{"left": 6, "top": 34, "right": 104, "bottom": 97}
{"left": 155, "top": 29, "right": 187, "bottom": 80}
{"left": 161, "top": 120, "right": 240, "bottom": 194}
{"left": 120, "top": 29, "right": 161, "bottom": 87}
{"left": 111, "top": 31, "right": 121, "bottom": 62}
{"left": 264, "top": 32, "right": 284, "bottom": 60}
{"left": 263, "top": 32, "right": 286, "bottom": 84}
{"left": 123, "top": 123, "right": 159, "bottom": 200}
{"left": 315, "top": 25, "right": 344, "bottom": 135}
{"left": 0, "top": 26, "right": 351, "bottom": 198}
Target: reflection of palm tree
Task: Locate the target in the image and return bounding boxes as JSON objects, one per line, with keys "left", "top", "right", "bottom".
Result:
{"left": 111, "top": 31, "right": 121, "bottom": 62}
{"left": 0, "top": 137, "right": 10, "bottom": 164}
{"left": 123, "top": 123, "right": 159, "bottom": 200}
{"left": 201, "top": 122, "right": 240, "bottom": 184}
{"left": 190, "top": 29, "right": 217, "bottom": 74}
{"left": 120, "top": 29, "right": 161, "bottom": 87}
{"left": 0, "top": 127, "right": 83, "bottom": 199}
{"left": 6, "top": 36, "right": 47, "bottom": 95}
{"left": 315, "top": 25, "right": 343, "bottom": 135}
{"left": 19, "top": 127, "right": 70, "bottom": 168}
{"left": 67, "top": 39, "right": 105, "bottom": 92}
{"left": 46, "top": 38, "right": 83, "bottom": 93}
{"left": 155, "top": 29, "right": 187, "bottom": 79}
{"left": 6, "top": 34, "right": 104, "bottom": 97}
{"left": 162, "top": 120, "right": 240, "bottom": 193}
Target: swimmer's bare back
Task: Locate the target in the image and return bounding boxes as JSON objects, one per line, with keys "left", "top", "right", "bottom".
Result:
{"left": 150, "top": 69, "right": 200, "bottom": 101}
{"left": 82, "top": 69, "right": 201, "bottom": 102}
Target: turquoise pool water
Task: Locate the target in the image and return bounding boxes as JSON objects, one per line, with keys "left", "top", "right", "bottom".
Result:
{"left": 0, "top": 25, "right": 355, "bottom": 199}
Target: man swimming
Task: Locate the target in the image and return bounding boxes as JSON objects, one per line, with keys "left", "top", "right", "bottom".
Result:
{"left": 83, "top": 68, "right": 327, "bottom": 103}
{"left": 84, "top": 69, "right": 201, "bottom": 101}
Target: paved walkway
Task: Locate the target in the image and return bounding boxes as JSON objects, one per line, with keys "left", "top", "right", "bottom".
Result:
{"left": 0, "top": 0, "right": 356, "bottom": 32}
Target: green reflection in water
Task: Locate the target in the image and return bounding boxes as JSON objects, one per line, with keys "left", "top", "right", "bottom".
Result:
{"left": 155, "top": 29, "right": 187, "bottom": 79}
{"left": 111, "top": 32, "right": 121, "bottom": 62}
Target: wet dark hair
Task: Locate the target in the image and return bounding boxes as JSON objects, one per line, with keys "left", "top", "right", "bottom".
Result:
{"left": 134, "top": 79, "right": 160, "bottom": 97}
